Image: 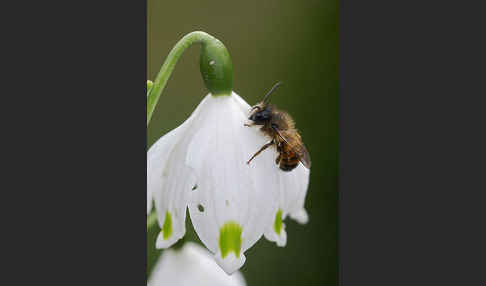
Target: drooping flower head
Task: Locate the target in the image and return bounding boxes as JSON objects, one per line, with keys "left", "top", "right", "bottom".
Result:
{"left": 147, "top": 31, "right": 310, "bottom": 275}
{"left": 148, "top": 92, "right": 310, "bottom": 274}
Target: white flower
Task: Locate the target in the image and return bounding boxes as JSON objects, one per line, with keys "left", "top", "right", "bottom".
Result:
{"left": 147, "top": 92, "right": 310, "bottom": 274}
{"left": 148, "top": 242, "right": 246, "bottom": 286}
{"left": 263, "top": 164, "right": 310, "bottom": 247}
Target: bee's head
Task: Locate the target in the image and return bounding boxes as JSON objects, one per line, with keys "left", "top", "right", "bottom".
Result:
{"left": 249, "top": 103, "right": 272, "bottom": 125}
{"left": 247, "top": 81, "right": 282, "bottom": 125}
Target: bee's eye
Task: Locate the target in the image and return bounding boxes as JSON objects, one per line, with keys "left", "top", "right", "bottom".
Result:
{"left": 249, "top": 109, "right": 271, "bottom": 123}
{"left": 257, "top": 111, "right": 270, "bottom": 120}
{"left": 261, "top": 110, "right": 271, "bottom": 119}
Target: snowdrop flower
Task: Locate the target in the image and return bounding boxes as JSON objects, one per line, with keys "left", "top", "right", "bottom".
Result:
{"left": 147, "top": 92, "right": 310, "bottom": 273}
{"left": 147, "top": 31, "right": 310, "bottom": 275}
{"left": 148, "top": 242, "right": 246, "bottom": 286}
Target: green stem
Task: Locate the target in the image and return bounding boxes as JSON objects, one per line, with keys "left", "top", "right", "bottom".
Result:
{"left": 147, "top": 31, "right": 234, "bottom": 126}
{"left": 146, "top": 80, "right": 153, "bottom": 97}
{"left": 147, "top": 211, "right": 158, "bottom": 230}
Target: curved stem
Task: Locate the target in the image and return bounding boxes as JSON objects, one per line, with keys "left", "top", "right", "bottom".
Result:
{"left": 147, "top": 31, "right": 233, "bottom": 126}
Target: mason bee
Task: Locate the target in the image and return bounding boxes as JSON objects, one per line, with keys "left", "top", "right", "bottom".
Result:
{"left": 244, "top": 82, "right": 311, "bottom": 171}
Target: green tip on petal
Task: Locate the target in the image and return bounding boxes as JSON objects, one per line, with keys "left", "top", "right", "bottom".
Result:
{"left": 162, "top": 211, "right": 173, "bottom": 240}
{"left": 219, "top": 221, "right": 242, "bottom": 258}
{"left": 274, "top": 208, "right": 283, "bottom": 235}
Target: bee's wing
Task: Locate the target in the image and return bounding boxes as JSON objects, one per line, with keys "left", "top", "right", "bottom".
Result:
{"left": 272, "top": 126, "right": 312, "bottom": 169}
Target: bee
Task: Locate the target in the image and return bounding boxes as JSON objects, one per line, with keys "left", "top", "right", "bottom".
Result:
{"left": 244, "top": 82, "right": 311, "bottom": 171}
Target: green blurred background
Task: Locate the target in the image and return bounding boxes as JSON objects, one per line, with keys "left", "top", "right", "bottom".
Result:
{"left": 147, "top": 0, "right": 338, "bottom": 285}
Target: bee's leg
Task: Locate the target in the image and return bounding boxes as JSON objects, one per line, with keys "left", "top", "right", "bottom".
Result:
{"left": 244, "top": 121, "right": 254, "bottom": 127}
{"left": 275, "top": 154, "right": 281, "bottom": 165}
{"left": 247, "top": 141, "right": 274, "bottom": 165}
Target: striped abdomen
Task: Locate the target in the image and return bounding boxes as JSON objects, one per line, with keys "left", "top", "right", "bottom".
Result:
{"left": 276, "top": 143, "right": 299, "bottom": 171}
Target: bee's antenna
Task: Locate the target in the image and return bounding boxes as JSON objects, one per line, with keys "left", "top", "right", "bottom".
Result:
{"left": 263, "top": 81, "right": 283, "bottom": 103}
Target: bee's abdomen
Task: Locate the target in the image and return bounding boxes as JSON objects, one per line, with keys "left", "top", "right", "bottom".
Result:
{"left": 279, "top": 153, "right": 299, "bottom": 172}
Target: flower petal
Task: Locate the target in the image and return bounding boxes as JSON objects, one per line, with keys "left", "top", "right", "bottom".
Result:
{"left": 153, "top": 139, "right": 197, "bottom": 248}
{"left": 264, "top": 143, "right": 311, "bottom": 246}
{"left": 264, "top": 207, "right": 288, "bottom": 247}
{"left": 286, "top": 165, "right": 310, "bottom": 224}
{"left": 148, "top": 96, "right": 211, "bottom": 248}
{"left": 214, "top": 250, "right": 246, "bottom": 276}
{"left": 289, "top": 208, "right": 309, "bottom": 224}
{"left": 186, "top": 93, "right": 279, "bottom": 274}
{"left": 147, "top": 191, "right": 153, "bottom": 215}
{"left": 148, "top": 242, "right": 246, "bottom": 286}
